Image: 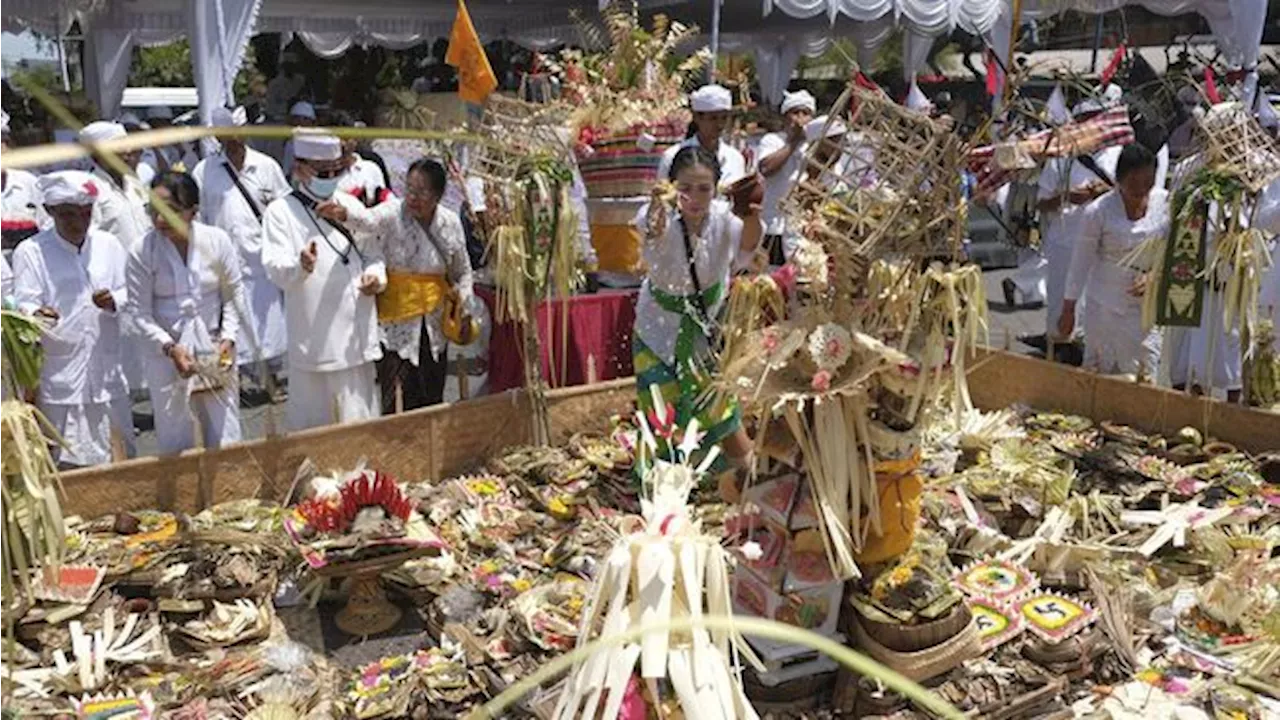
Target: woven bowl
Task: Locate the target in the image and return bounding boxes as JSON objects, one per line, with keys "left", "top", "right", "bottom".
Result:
{"left": 852, "top": 611, "right": 980, "bottom": 683}
{"left": 856, "top": 602, "right": 971, "bottom": 653}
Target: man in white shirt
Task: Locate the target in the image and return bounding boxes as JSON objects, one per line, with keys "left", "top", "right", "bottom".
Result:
{"left": 192, "top": 107, "right": 293, "bottom": 387}
{"left": 756, "top": 89, "right": 815, "bottom": 264}
{"left": 12, "top": 172, "right": 134, "bottom": 466}
{"left": 79, "top": 120, "right": 152, "bottom": 398}
{"left": 655, "top": 84, "right": 746, "bottom": 187}
{"left": 119, "top": 113, "right": 158, "bottom": 186}
{"left": 262, "top": 131, "right": 387, "bottom": 431}
{"left": 2, "top": 111, "right": 48, "bottom": 261}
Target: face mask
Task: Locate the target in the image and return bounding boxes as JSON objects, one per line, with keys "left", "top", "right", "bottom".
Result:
{"left": 307, "top": 175, "right": 339, "bottom": 199}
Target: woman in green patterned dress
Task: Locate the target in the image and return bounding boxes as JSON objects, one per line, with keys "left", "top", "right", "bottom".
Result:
{"left": 633, "top": 146, "right": 762, "bottom": 472}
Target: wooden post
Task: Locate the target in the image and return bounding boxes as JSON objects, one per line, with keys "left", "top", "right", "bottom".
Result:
{"left": 394, "top": 377, "right": 404, "bottom": 415}
{"left": 586, "top": 353, "right": 598, "bottom": 385}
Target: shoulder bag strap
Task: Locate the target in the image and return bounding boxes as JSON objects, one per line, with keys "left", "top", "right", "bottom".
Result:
{"left": 677, "top": 216, "right": 713, "bottom": 328}
{"left": 222, "top": 161, "right": 263, "bottom": 221}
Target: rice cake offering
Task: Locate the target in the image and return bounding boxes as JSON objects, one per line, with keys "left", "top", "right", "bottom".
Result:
{"left": 953, "top": 558, "right": 1039, "bottom": 602}
{"left": 1017, "top": 592, "right": 1097, "bottom": 644}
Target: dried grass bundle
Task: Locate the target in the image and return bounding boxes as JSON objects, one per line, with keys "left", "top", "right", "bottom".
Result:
{"left": 2, "top": 400, "right": 66, "bottom": 606}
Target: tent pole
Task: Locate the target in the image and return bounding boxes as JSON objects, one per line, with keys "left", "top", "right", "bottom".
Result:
{"left": 56, "top": 11, "right": 70, "bottom": 92}
{"left": 709, "top": 0, "right": 722, "bottom": 82}
{"left": 1089, "top": 15, "right": 1104, "bottom": 74}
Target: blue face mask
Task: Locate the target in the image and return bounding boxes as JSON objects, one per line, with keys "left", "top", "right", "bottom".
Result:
{"left": 306, "top": 175, "right": 340, "bottom": 199}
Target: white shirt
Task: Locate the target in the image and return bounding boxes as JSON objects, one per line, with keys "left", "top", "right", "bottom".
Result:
{"left": 127, "top": 222, "right": 245, "bottom": 355}
{"left": 2, "top": 254, "right": 13, "bottom": 301}
{"left": 635, "top": 205, "right": 743, "bottom": 365}
{"left": 1066, "top": 188, "right": 1170, "bottom": 305}
{"left": 192, "top": 148, "right": 292, "bottom": 267}
{"left": 337, "top": 158, "right": 389, "bottom": 205}
{"left": 656, "top": 137, "right": 747, "bottom": 188}
{"left": 347, "top": 200, "right": 474, "bottom": 366}
{"left": 756, "top": 131, "right": 806, "bottom": 236}
{"left": 3, "top": 169, "right": 47, "bottom": 234}
{"left": 262, "top": 190, "right": 386, "bottom": 372}
{"left": 1036, "top": 145, "right": 1122, "bottom": 251}
{"left": 12, "top": 228, "right": 130, "bottom": 404}
{"left": 90, "top": 166, "right": 151, "bottom": 251}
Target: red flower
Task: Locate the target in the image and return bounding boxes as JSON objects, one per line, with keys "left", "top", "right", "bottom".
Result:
{"left": 82, "top": 181, "right": 98, "bottom": 198}
{"left": 811, "top": 370, "right": 832, "bottom": 392}
{"left": 646, "top": 403, "right": 677, "bottom": 439}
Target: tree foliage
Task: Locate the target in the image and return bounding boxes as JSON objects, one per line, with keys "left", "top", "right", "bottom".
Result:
{"left": 128, "top": 40, "right": 260, "bottom": 99}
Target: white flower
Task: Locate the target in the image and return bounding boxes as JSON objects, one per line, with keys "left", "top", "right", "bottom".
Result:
{"left": 740, "top": 542, "right": 764, "bottom": 561}
{"left": 807, "top": 323, "right": 853, "bottom": 372}
{"left": 791, "top": 237, "right": 829, "bottom": 287}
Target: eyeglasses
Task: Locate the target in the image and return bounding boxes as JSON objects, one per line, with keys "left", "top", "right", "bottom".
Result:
{"left": 311, "top": 168, "right": 344, "bottom": 179}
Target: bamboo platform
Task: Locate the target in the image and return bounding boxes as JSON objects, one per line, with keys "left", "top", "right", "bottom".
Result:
{"left": 59, "top": 349, "right": 1277, "bottom": 518}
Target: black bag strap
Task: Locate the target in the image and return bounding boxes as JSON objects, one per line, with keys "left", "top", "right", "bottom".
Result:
{"left": 289, "top": 191, "right": 364, "bottom": 266}
{"left": 222, "top": 161, "right": 263, "bottom": 221}
{"left": 677, "top": 215, "right": 714, "bottom": 330}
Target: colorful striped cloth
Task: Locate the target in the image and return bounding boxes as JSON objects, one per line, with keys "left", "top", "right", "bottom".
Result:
{"left": 969, "top": 106, "right": 1135, "bottom": 195}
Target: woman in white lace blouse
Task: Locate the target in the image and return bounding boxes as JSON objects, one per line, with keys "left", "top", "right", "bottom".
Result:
{"left": 335, "top": 158, "right": 474, "bottom": 411}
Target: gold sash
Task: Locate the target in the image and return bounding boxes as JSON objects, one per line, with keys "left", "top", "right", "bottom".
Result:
{"left": 377, "top": 271, "right": 449, "bottom": 324}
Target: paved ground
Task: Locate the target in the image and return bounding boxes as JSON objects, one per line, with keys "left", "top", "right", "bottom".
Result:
{"left": 131, "top": 265, "right": 1048, "bottom": 456}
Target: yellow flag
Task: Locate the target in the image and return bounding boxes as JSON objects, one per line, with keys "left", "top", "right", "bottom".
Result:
{"left": 446, "top": 0, "right": 498, "bottom": 105}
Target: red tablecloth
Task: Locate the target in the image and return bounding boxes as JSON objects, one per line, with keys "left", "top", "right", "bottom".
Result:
{"left": 478, "top": 287, "right": 638, "bottom": 392}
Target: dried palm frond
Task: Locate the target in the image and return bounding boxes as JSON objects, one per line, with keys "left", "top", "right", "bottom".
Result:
{"left": 2, "top": 400, "right": 65, "bottom": 606}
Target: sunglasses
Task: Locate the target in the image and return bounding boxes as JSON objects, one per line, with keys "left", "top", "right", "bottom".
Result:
{"left": 310, "top": 168, "right": 345, "bottom": 179}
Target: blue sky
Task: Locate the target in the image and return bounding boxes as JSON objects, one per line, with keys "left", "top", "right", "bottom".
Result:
{"left": 2, "top": 31, "right": 59, "bottom": 63}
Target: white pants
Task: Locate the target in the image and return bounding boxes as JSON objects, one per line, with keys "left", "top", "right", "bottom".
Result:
{"left": 237, "top": 265, "right": 288, "bottom": 367}
{"left": 286, "top": 363, "right": 380, "bottom": 432}
{"left": 1044, "top": 239, "right": 1085, "bottom": 338}
{"left": 1082, "top": 304, "right": 1162, "bottom": 379}
{"left": 40, "top": 397, "right": 135, "bottom": 467}
{"left": 147, "top": 355, "right": 242, "bottom": 454}
{"left": 1011, "top": 249, "right": 1047, "bottom": 304}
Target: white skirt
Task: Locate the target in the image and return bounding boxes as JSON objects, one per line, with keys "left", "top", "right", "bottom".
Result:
{"left": 286, "top": 363, "right": 380, "bottom": 432}
{"left": 146, "top": 354, "right": 243, "bottom": 455}
{"left": 1186, "top": 290, "right": 1243, "bottom": 391}
{"left": 1044, "top": 238, "right": 1085, "bottom": 338}
{"left": 40, "top": 397, "right": 135, "bottom": 467}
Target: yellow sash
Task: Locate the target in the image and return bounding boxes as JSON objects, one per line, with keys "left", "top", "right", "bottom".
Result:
{"left": 378, "top": 271, "right": 449, "bottom": 324}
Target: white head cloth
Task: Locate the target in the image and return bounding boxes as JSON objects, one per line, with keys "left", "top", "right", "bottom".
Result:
{"left": 805, "top": 116, "right": 847, "bottom": 142}
{"left": 690, "top": 84, "right": 732, "bottom": 113}
{"left": 79, "top": 121, "right": 127, "bottom": 144}
{"left": 289, "top": 101, "right": 317, "bottom": 120}
{"left": 780, "top": 89, "right": 816, "bottom": 115}
{"left": 39, "top": 171, "right": 100, "bottom": 206}
{"left": 1, "top": 110, "right": 9, "bottom": 135}
{"left": 146, "top": 106, "right": 174, "bottom": 120}
{"left": 904, "top": 83, "right": 932, "bottom": 113}
{"left": 1046, "top": 84, "right": 1071, "bottom": 126}
{"left": 210, "top": 106, "right": 248, "bottom": 127}
{"left": 292, "top": 130, "right": 341, "bottom": 161}
{"left": 118, "top": 112, "right": 143, "bottom": 128}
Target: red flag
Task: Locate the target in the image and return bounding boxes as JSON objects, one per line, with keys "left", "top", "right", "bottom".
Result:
{"left": 1204, "top": 67, "right": 1221, "bottom": 104}
{"left": 985, "top": 51, "right": 1001, "bottom": 97}
{"left": 1099, "top": 42, "right": 1126, "bottom": 86}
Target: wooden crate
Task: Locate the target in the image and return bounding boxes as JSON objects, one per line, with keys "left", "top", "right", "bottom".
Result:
{"left": 58, "top": 350, "right": 1277, "bottom": 518}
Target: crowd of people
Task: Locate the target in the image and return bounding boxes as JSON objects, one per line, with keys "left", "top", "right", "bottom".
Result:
{"left": 991, "top": 84, "right": 1280, "bottom": 400}
{"left": 1, "top": 105, "right": 489, "bottom": 468}
{"left": 1, "top": 72, "right": 1278, "bottom": 471}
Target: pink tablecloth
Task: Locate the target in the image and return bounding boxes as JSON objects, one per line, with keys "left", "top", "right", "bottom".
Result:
{"left": 478, "top": 287, "right": 638, "bottom": 393}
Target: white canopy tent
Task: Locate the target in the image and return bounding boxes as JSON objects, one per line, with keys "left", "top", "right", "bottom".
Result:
{"left": 2, "top": 0, "right": 609, "bottom": 122}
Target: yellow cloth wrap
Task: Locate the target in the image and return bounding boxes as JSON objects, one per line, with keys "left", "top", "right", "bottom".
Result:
{"left": 855, "top": 462, "right": 924, "bottom": 566}
{"left": 377, "top": 271, "right": 449, "bottom": 324}
{"left": 590, "top": 224, "right": 643, "bottom": 273}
